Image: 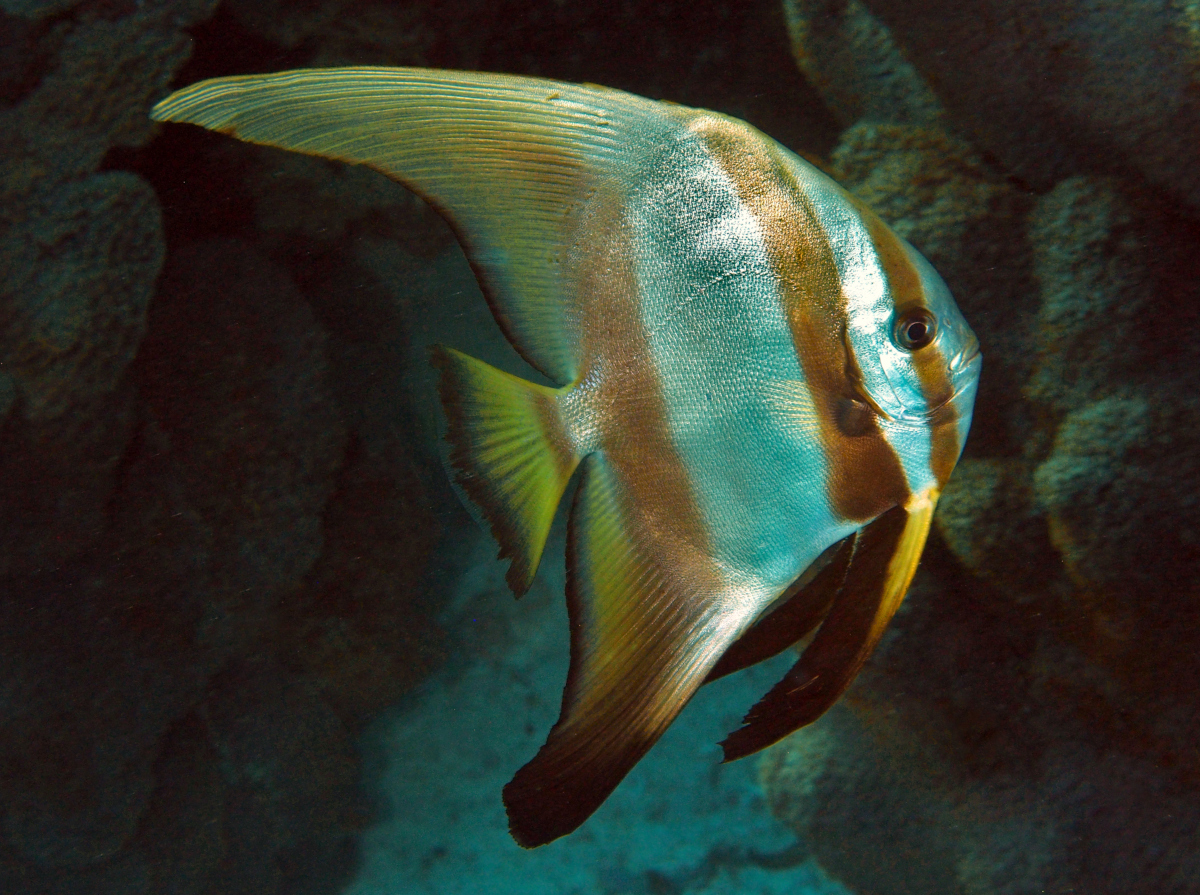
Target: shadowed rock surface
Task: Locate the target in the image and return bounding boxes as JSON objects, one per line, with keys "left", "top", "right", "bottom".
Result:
{"left": 763, "top": 5, "right": 1200, "bottom": 893}
{"left": 857, "top": 0, "right": 1200, "bottom": 211}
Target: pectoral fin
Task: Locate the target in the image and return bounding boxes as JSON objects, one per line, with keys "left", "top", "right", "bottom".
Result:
{"left": 151, "top": 67, "right": 680, "bottom": 384}
{"left": 504, "top": 455, "right": 748, "bottom": 847}
{"left": 719, "top": 491, "right": 937, "bottom": 762}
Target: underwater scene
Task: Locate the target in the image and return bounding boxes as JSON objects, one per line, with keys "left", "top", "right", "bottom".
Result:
{"left": 3, "top": 0, "right": 1200, "bottom": 893}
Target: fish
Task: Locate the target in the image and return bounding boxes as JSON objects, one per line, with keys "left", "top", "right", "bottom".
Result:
{"left": 151, "top": 67, "right": 982, "bottom": 848}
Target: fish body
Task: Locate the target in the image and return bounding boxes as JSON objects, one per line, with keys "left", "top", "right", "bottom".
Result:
{"left": 151, "top": 68, "right": 981, "bottom": 848}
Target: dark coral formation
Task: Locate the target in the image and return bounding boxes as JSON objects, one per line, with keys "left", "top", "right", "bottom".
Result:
{"left": 781, "top": 0, "right": 943, "bottom": 128}
{"left": 765, "top": 3, "right": 1200, "bottom": 893}
{"left": 857, "top": 0, "right": 1200, "bottom": 212}
{"left": 1, "top": 3, "right": 452, "bottom": 893}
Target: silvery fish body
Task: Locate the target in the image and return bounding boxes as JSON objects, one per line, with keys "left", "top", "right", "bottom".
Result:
{"left": 151, "top": 68, "right": 981, "bottom": 848}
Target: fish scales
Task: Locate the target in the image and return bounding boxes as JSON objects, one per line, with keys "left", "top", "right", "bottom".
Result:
{"left": 626, "top": 124, "right": 851, "bottom": 602}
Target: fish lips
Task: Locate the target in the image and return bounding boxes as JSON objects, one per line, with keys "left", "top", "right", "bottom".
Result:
{"left": 864, "top": 345, "right": 981, "bottom": 431}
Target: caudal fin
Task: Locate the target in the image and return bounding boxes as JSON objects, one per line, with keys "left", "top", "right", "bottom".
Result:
{"left": 431, "top": 345, "right": 581, "bottom": 595}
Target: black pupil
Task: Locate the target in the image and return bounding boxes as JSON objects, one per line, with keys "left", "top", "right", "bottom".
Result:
{"left": 896, "top": 310, "right": 936, "bottom": 350}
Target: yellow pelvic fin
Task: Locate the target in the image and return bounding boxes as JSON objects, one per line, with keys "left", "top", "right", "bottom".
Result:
{"left": 504, "top": 455, "right": 742, "bottom": 848}
{"left": 719, "top": 491, "right": 937, "bottom": 762}
{"left": 430, "top": 346, "right": 580, "bottom": 596}
{"left": 151, "top": 67, "right": 680, "bottom": 384}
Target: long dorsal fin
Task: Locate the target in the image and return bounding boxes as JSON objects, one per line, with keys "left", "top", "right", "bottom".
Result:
{"left": 719, "top": 493, "right": 937, "bottom": 762}
{"left": 503, "top": 455, "right": 749, "bottom": 847}
{"left": 704, "top": 534, "right": 855, "bottom": 684}
{"left": 152, "top": 67, "right": 679, "bottom": 384}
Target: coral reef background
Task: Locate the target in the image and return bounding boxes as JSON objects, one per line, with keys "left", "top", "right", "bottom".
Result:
{"left": 1, "top": 1, "right": 1198, "bottom": 893}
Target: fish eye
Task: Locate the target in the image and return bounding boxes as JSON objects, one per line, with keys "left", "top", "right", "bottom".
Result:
{"left": 893, "top": 309, "right": 937, "bottom": 351}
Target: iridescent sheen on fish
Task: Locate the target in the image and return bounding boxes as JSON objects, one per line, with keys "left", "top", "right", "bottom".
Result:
{"left": 150, "top": 67, "right": 982, "bottom": 848}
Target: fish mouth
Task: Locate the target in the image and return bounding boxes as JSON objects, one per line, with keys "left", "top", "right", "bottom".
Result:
{"left": 952, "top": 344, "right": 982, "bottom": 374}
{"left": 847, "top": 332, "right": 982, "bottom": 426}
{"left": 887, "top": 345, "right": 982, "bottom": 425}
{"left": 931, "top": 348, "right": 982, "bottom": 418}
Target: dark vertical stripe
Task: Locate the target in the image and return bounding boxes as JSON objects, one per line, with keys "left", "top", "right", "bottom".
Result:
{"left": 686, "top": 113, "right": 909, "bottom": 521}
{"left": 567, "top": 196, "right": 723, "bottom": 589}
{"left": 850, "top": 200, "right": 960, "bottom": 486}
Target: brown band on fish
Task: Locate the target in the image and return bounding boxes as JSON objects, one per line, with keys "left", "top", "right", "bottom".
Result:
{"left": 504, "top": 207, "right": 738, "bottom": 847}
{"left": 687, "top": 113, "right": 909, "bottom": 522}
{"left": 568, "top": 197, "right": 718, "bottom": 582}
{"left": 850, "top": 200, "right": 961, "bottom": 486}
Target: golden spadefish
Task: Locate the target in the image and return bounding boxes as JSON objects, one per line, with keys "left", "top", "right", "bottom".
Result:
{"left": 152, "top": 66, "right": 982, "bottom": 848}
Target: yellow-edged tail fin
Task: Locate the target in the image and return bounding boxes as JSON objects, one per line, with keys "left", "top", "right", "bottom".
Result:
{"left": 430, "top": 346, "right": 580, "bottom": 596}
{"left": 719, "top": 491, "right": 937, "bottom": 761}
{"left": 151, "top": 67, "right": 680, "bottom": 384}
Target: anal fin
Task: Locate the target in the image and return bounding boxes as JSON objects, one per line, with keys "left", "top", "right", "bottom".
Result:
{"left": 503, "top": 455, "right": 746, "bottom": 847}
